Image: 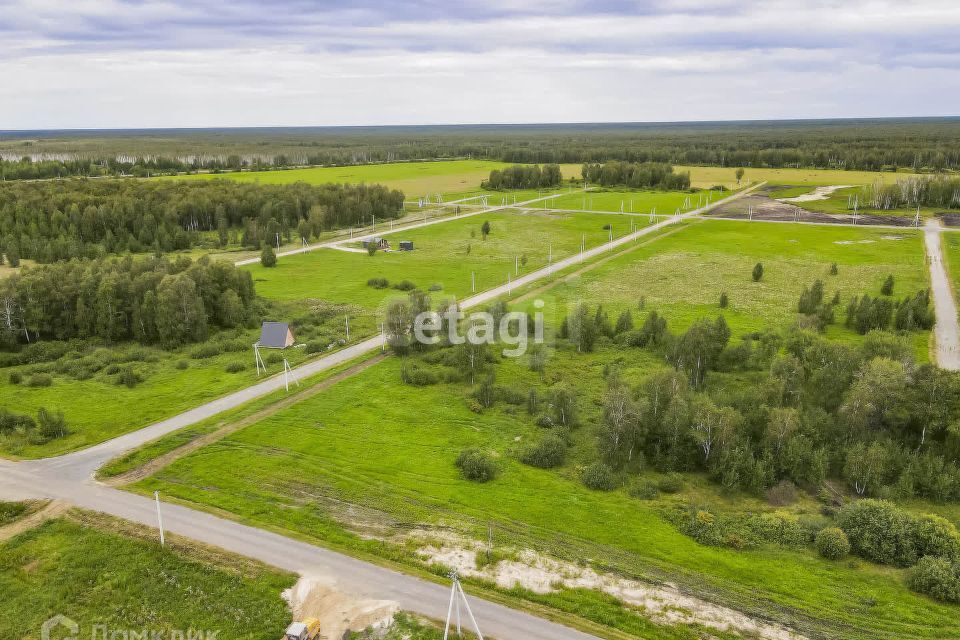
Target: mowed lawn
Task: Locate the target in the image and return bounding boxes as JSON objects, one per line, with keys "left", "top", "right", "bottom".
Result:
{"left": 244, "top": 209, "right": 656, "bottom": 308}
{"left": 161, "top": 160, "right": 581, "bottom": 199}
{"left": 127, "top": 219, "right": 949, "bottom": 639}
{"left": 542, "top": 219, "right": 931, "bottom": 358}
{"left": 0, "top": 514, "right": 293, "bottom": 639}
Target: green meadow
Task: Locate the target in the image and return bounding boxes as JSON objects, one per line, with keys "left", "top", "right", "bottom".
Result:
{"left": 161, "top": 160, "right": 581, "bottom": 199}
{"left": 544, "top": 188, "right": 728, "bottom": 215}
{"left": 124, "top": 219, "right": 945, "bottom": 639}
{"left": 540, "top": 219, "right": 931, "bottom": 358}
{"left": 245, "top": 209, "right": 655, "bottom": 307}
{"left": 0, "top": 512, "right": 293, "bottom": 639}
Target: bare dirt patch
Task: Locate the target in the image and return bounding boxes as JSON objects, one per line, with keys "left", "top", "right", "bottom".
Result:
{"left": 284, "top": 575, "right": 399, "bottom": 640}
{"left": 412, "top": 531, "right": 806, "bottom": 640}
{"left": 777, "top": 185, "right": 852, "bottom": 203}
{"left": 706, "top": 189, "right": 915, "bottom": 227}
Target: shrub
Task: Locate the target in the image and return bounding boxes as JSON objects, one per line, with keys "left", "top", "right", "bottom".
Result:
{"left": 174, "top": 360, "right": 189, "bottom": 370}
{"left": 520, "top": 435, "right": 567, "bottom": 469}
{"left": 909, "top": 556, "right": 960, "bottom": 603}
{"left": 117, "top": 367, "right": 141, "bottom": 388}
{"left": 534, "top": 414, "right": 555, "bottom": 428}
{"left": 8, "top": 371, "right": 21, "bottom": 385}
{"left": 830, "top": 262, "right": 839, "bottom": 276}
{"left": 225, "top": 362, "right": 246, "bottom": 373}
{"left": 37, "top": 407, "right": 68, "bottom": 440}
{"left": 912, "top": 514, "right": 960, "bottom": 561}
{"left": 455, "top": 448, "right": 498, "bottom": 482}
{"left": 816, "top": 527, "right": 851, "bottom": 560}
{"left": 752, "top": 262, "right": 764, "bottom": 282}
{"left": 836, "top": 499, "right": 918, "bottom": 567}
{"left": 629, "top": 480, "right": 659, "bottom": 500}
{"left": 367, "top": 277, "right": 390, "bottom": 289}
{"left": 428, "top": 283, "right": 444, "bottom": 292}
{"left": 766, "top": 480, "right": 798, "bottom": 506}
{"left": 305, "top": 340, "right": 325, "bottom": 355}
{"left": 190, "top": 343, "right": 222, "bottom": 359}
{"left": 582, "top": 462, "right": 616, "bottom": 491}
{"left": 0, "top": 409, "right": 35, "bottom": 435}
{"left": 392, "top": 280, "right": 416, "bottom": 291}
{"left": 658, "top": 473, "right": 684, "bottom": 494}
{"left": 400, "top": 363, "right": 440, "bottom": 386}
{"left": 27, "top": 373, "right": 53, "bottom": 388}
{"left": 719, "top": 291, "right": 729, "bottom": 309}
{"left": 260, "top": 245, "right": 277, "bottom": 267}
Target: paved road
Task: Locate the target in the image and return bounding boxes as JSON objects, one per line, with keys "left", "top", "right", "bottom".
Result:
{"left": 925, "top": 219, "right": 960, "bottom": 370}
{"left": 0, "top": 461, "right": 597, "bottom": 640}
{"left": 0, "top": 183, "right": 763, "bottom": 640}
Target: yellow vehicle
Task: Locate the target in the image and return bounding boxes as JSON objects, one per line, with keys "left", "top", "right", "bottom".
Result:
{"left": 282, "top": 618, "right": 321, "bottom": 640}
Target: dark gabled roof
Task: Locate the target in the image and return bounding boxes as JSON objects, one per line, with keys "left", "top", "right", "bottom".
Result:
{"left": 258, "top": 321, "right": 291, "bottom": 348}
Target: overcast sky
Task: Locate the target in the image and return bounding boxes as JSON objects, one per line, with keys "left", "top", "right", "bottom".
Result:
{"left": 1, "top": 0, "right": 959, "bottom": 130}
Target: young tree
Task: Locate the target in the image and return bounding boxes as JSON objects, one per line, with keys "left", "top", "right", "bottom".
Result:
{"left": 260, "top": 245, "right": 277, "bottom": 267}
{"left": 752, "top": 262, "right": 764, "bottom": 282}
{"left": 481, "top": 220, "right": 491, "bottom": 240}
{"left": 719, "top": 292, "right": 729, "bottom": 309}
{"left": 881, "top": 274, "right": 895, "bottom": 296}
{"left": 735, "top": 168, "right": 745, "bottom": 185}
{"left": 598, "top": 379, "right": 642, "bottom": 469}
{"left": 550, "top": 383, "right": 578, "bottom": 427}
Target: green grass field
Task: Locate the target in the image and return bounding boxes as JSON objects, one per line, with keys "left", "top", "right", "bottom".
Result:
{"left": 678, "top": 165, "right": 921, "bottom": 189}
{"left": 161, "top": 160, "right": 581, "bottom": 199}
{"left": 123, "top": 220, "right": 945, "bottom": 639}
{"left": 539, "top": 219, "right": 931, "bottom": 358}
{"left": 543, "top": 188, "right": 727, "bottom": 215}
{"left": 244, "top": 209, "right": 655, "bottom": 307}
{"left": 0, "top": 512, "right": 293, "bottom": 639}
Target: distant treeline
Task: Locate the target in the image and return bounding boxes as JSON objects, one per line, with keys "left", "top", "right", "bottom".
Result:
{"left": 0, "top": 179, "right": 404, "bottom": 262}
{"left": 0, "top": 255, "right": 255, "bottom": 348}
{"left": 4, "top": 119, "right": 960, "bottom": 178}
{"left": 581, "top": 162, "right": 691, "bottom": 190}
{"left": 482, "top": 164, "right": 562, "bottom": 189}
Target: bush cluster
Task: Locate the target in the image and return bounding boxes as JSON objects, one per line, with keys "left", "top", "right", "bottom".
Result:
{"left": 455, "top": 448, "right": 498, "bottom": 483}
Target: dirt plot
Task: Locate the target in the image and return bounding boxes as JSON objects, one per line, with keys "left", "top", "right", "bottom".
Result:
{"left": 705, "top": 187, "right": 917, "bottom": 227}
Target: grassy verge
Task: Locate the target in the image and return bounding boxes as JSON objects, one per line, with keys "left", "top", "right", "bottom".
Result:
{"left": 0, "top": 509, "right": 295, "bottom": 639}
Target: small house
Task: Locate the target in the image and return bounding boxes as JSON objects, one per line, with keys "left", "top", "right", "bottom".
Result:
{"left": 399, "top": 240, "right": 414, "bottom": 251}
{"left": 258, "top": 321, "right": 295, "bottom": 349}
{"left": 361, "top": 237, "right": 390, "bottom": 250}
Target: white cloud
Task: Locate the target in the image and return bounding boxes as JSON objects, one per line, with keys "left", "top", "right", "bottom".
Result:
{"left": 0, "top": 0, "right": 958, "bottom": 128}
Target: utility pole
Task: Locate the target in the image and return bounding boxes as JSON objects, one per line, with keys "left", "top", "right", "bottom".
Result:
{"left": 276, "top": 232, "right": 280, "bottom": 252}
{"left": 345, "top": 315, "right": 350, "bottom": 341}
{"left": 471, "top": 271, "right": 475, "bottom": 293}
{"left": 443, "top": 571, "right": 484, "bottom": 640}
{"left": 154, "top": 491, "right": 165, "bottom": 547}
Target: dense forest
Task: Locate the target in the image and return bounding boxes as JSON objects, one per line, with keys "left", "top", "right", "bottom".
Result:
{"left": 3, "top": 118, "right": 960, "bottom": 179}
{"left": 0, "top": 255, "right": 255, "bottom": 348}
{"left": 581, "top": 161, "right": 691, "bottom": 190}
{"left": 0, "top": 179, "right": 404, "bottom": 262}
{"left": 482, "top": 164, "right": 562, "bottom": 189}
